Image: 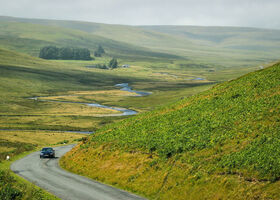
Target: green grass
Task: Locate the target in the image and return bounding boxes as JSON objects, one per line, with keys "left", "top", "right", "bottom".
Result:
{"left": 83, "top": 62, "right": 280, "bottom": 177}
{"left": 1, "top": 16, "right": 280, "bottom": 199}
{"left": 1, "top": 16, "right": 280, "bottom": 68}
{"left": 0, "top": 161, "right": 59, "bottom": 200}
{"left": 62, "top": 62, "right": 280, "bottom": 199}
{"left": 0, "top": 130, "right": 85, "bottom": 200}
{"left": 0, "top": 46, "right": 273, "bottom": 132}
{"left": 0, "top": 47, "right": 220, "bottom": 131}
{"left": 0, "top": 20, "right": 179, "bottom": 61}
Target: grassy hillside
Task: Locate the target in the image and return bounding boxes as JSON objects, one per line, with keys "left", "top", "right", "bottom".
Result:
{"left": 1, "top": 16, "right": 280, "bottom": 67}
{"left": 140, "top": 25, "right": 280, "bottom": 49}
{"left": 0, "top": 20, "right": 178, "bottom": 61}
{"left": 61, "top": 63, "right": 280, "bottom": 199}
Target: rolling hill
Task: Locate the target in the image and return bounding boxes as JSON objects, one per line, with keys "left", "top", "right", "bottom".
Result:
{"left": 1, "top": 15, "right": 280, "bottom": 199}
{"left": 1, "top": 16, "right": 280, "bottom": 67}
{"left": 61, "top": 62, "right": 280, "bottom": 199}
{"left": 0, "top": 17, "right": 179, "bottom": 61}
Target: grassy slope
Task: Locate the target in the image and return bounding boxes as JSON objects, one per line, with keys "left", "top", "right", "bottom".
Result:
{"left": 92, "top": 25, "right": 280, "bottom": 64}
{"left": 91, "top": 25, "right": 280, "bottom": 67}
{"left": 1, "top": 16, "right": 280, "bottom": 67}
{"left": 0, "top": 20, "right": 178, "bottom": 61}
{"left": 61, "top": 63, "right": 280, "bottom": 199}
{"left": 140, "top": 25, "right": 280, "bottom": 50}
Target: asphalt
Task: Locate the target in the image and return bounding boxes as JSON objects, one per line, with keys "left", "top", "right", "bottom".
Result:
{"left": 11, "top": 144, "right": 146, "bottom": 200}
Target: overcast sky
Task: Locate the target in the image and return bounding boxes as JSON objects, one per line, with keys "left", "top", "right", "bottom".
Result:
{"left": 0, "top": 0, "right": 279, "bottom": 29}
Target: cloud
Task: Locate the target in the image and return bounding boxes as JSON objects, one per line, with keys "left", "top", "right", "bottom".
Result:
{"left": 0, "top": 0, "right": 279, "bottom": 29}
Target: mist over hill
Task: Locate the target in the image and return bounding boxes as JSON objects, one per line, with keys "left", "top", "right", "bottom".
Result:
{"left": 1, "top": 16, "right": 280, "bottom": 67}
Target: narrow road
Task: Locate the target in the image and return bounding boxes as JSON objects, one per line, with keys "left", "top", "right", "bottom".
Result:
{"left": 11, "top": 145, "right": 145, "bottom": 200}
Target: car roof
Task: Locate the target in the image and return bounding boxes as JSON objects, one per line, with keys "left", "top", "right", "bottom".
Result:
{"left": 41, "top": 147, "right": 54, "bottom": 150}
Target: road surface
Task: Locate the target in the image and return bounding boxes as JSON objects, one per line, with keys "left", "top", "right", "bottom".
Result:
{"left": 11, "top": 145, "right": 145, "bottom": 200}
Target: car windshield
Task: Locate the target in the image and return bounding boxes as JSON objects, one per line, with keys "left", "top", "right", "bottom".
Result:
{"left": 41, "top": 148, "right": 53, "bottom": 152}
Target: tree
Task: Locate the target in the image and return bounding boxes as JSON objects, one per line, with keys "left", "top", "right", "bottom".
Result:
{"left": 76, "top": 48, "right": 92, "bottom": 60}
{"left": 39, "top": 46, "right": 93, "bottom": 60}
{"left": 97, "top": 45, "right": 105, "bottom": 54}
{"left": 108, "top": 58, "right": 118, "bottom": 69}
{"left": 94, "top": 45, "right": 105, "bottom": 57}
{"left": 58, "top": 47, "right": 73, "bottom": 60}
{"left": 39, "top": 46, "right": 59, "bottom": 59}
{"left": 94, "top": 51, "right": 102, "bottom": 57}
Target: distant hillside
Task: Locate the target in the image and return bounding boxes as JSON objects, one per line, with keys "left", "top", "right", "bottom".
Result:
{"left": 61, "top": 63, "right": 280, "bottom": 199}
{"left": 1, "top": 16, "right": 280, "bottom": 67}
{"left": 0, "top": 18, "right": 179, "bottom": 61}
{"left": 140, "top": 25, "right": 280, "bottom": 48}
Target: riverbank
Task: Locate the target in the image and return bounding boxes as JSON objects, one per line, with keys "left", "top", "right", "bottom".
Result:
{"left": 29, "top": 83, "right": 151, "bottom": 117}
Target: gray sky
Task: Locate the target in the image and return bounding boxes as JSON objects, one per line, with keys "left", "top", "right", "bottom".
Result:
{"left": 0, "top": 0, "right": 280, "bottom": 29}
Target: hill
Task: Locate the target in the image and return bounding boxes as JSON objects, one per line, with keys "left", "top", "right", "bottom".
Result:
{"left": 1, "top": 16, "right": 280, "bottom": 67}
{"left": 0, "top": 18, "right": 178, "bottom": 61}
{"left": 61, "top": 62, "right": 280, "bottom": 199}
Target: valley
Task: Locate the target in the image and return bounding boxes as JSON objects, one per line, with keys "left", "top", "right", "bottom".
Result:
{"left": 0, "top": 16, "right": 279, "bottom": 200}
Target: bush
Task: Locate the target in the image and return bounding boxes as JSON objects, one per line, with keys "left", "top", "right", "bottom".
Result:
{"left": 0, "top": 184, "right": 22, "bottom": 200}
{"left": 108, "top": 58, "right": 118, "bottom": 69}
{"left": 56, "top": 140, "right": 69, "bottom": 144}
{"left": 0, "top": 170, "right": 22, "bottom": 200}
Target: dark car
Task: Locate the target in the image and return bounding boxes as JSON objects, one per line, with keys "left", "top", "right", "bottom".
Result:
{"left": 40, "top": 147, "right": 55, "bottom": 158}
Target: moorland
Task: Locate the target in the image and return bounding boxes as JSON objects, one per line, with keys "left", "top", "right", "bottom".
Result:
{"left": 0, "top": 16, "right": 279, "bottom": 199}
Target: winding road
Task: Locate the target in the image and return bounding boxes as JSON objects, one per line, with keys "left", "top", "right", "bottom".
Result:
{"left": 11, "top": 145, "right": 146, "bottom": 200}
{"left": 10, "top": 84, "right": 150, "bottom": 199}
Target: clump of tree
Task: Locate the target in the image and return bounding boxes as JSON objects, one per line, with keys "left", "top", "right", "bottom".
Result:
{"left": 86, "top": 64, "right": 109, "bottom": 69}
{"left": 39, "top": 46, "right": 93, "bottom": 60}
{"left": 94, "top": 45, "right": 105, "bottom": 57}
{"left": 87, "top": 58, "right": 118, "bottom": 70}
{"left": 108, "top": 58, "right": 118, "bottom": 69}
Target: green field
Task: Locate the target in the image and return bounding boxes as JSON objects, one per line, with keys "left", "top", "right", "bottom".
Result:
{"left": 1, "top": 16, "right": 279, "bottom": 68}
{"left": 0, "top": 47, "right": 219, "bottom": 131}
{"left": 0, "top": 45, "right": 267, "bottom": 132}
{"left": 1, "top": 16, "right": 280, "bottom": 67}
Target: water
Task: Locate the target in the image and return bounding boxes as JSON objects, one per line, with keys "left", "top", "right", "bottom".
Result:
{"left": 115, "top": 83, "right": 152, "bottom": 96}
{"left": 29, "top": 83, "right": 150, "bottom": 117}
{"left": 184, "top": 77, "right": 205, "bottom": 81}
{"left": 12, "top": 83, "right": 151, "bottom": 134}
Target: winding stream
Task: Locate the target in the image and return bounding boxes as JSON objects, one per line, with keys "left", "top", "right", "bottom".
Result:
{"left": 115, "top": 83, "right": 151, "bottom": 96}
{"left": 1, "top": 84, "right": 150, "bottom": 134}
{"left": 30, "top": 83, "right": 150, "bottom": 117}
